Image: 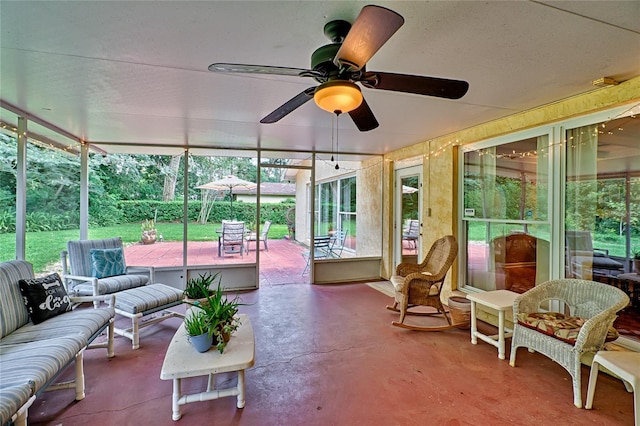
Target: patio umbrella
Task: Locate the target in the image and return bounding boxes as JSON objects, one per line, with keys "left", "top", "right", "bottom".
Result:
{"left": 402, "top": 185, "right": 418, "bottom": 193}
{"left": 196, "top": 175, "right": 257, "bottom": 219}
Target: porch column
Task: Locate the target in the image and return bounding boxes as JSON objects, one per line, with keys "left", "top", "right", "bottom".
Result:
{"left": 15, "top": 117, "right": 27, "bottom": 260}
{"left": 80, "top": 144, "right": 89, "bottom": 240}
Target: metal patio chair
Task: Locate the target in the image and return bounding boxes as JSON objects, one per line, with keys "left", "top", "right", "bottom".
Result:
{"left": 218, "top": 221, "right": 245, "bottom": 257}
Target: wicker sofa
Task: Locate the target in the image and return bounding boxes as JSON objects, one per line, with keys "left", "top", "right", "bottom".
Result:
{"left": 0, "top": 260, "right": 115, "bottom": 426}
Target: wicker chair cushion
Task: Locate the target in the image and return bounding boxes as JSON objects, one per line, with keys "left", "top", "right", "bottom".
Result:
{"left": 517, "top": 312, "right": 619, "bottom": 344}
{"left": 390, "top": 272, "right": 437, "bottom": 294}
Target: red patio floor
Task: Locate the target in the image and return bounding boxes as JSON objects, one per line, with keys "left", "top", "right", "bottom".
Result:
{"left": 28, "top": 283, "right": 636, "bottom": 425}
{"left": 123, "top": 239, "right": 311, "bottom": 286}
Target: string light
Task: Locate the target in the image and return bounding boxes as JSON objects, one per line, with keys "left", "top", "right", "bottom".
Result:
{"left": 465, "top": 101, "right": 640, "bottom": 159}
{"left": 0, "top": 120, "right": 81, "bottom": 156}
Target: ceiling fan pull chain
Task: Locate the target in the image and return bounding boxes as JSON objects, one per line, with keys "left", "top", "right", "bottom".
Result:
{"left": 331, "top": 113, "right": 335, "bottom": 162}
{"left": 334, "top": 111, "right": 341, "bottom": 170}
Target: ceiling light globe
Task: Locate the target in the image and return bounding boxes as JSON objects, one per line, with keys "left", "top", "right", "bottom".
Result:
{"left": 314, "top": 81, "right": 363, "bottom": 114}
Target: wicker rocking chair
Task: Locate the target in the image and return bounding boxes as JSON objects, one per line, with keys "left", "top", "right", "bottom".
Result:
{"left": 387, "top": 235, "right": 458, "bottom": 331}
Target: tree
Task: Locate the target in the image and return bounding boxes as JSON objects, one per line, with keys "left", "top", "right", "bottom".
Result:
{"left": 163, "top": 155, "right": 182, "bottom": 201}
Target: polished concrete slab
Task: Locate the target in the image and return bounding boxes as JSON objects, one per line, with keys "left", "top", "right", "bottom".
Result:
{"left": 29, "top": 283, "right": 635, "bottom": 425}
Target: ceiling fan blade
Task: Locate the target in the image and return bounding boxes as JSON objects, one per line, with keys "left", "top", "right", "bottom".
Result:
{"left": 348, "top": 97, "right": 379, "bottom": 132}
{"left": 208, "top": 63, "right": 313, "bottom": 77}
{"left": 334, "top": 5, "right": 404, "bottom": 71}
{"left": 361, "top": 72, "right": 469, "bottom": 100}
{"left": 260, "top": 87, "right": 316, "bottom": 124}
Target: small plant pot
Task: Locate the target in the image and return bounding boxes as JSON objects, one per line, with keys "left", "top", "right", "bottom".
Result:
{"left": 190, "top": 333, "right": 213, "bottom": 353}
{"left": 141, "top": 230, "right": 157, "bottom": 245}
{"left": 216, "top": 324, "right": 231, "bottom": 343}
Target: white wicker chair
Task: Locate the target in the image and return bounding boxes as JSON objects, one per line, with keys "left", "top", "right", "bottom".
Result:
{"left": 509, "top": 279, "right": 629, "bottom": 408}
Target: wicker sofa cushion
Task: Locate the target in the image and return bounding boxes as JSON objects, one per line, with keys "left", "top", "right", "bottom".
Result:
{"left": 517, "top": 312, "right": 619, "bottom": 344}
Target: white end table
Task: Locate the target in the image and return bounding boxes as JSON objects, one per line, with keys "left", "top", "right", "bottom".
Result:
{"left": 160, "top": 314, "right": 255, "bottom": 421}
{"left": 586, "top": 350, "right": 639, "bottom": 425}
{"left": 466, "top": 290, "right": 519, "bottom": 360}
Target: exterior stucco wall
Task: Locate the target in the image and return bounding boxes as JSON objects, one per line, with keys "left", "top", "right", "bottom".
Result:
{"left": 355, "top": 157, "right": 383, "bottom": 257}
{"left": 383, "top": 76, "right": 640, "bottom": 302}
{"left": 236, "top": 194, "right": 294, "bottom": 204}
{"left": 295, "top": 165, "right": 311, "bottom": 244}
{"left": 293, "top": 157, "right": 383, "bottom": 257}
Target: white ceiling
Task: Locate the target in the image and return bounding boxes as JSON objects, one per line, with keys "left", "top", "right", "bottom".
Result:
{"left": 1, "top": 1, "right": 639, "bottom": 158}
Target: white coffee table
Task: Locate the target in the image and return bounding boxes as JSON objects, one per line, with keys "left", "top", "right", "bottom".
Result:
{"left": 466, "top": 290, "right": 519, "bottom": 360}
{"left": 160, "top": 314, "right": 255, "bottom": 421}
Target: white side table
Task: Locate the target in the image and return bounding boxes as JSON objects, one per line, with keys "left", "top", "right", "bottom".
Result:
{"left": 160, "top": 314, "right": 255, "bottom": 421}
{"left": 466, "top": 290, "right": 519, "bottom": 360}
{"left": 586, "top": 350, "right": 639, "bottom": 425}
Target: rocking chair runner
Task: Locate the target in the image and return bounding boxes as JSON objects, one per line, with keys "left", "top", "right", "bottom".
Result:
{"left": 387, "top": 235, "right": 458, "bottom": 331}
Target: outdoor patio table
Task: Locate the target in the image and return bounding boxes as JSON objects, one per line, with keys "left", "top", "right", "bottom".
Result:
{"left": 466, "top": 290, "right": 519, "bottom": 360}
{"left": 160, "top": 314, "right": 255, "bottom": 421}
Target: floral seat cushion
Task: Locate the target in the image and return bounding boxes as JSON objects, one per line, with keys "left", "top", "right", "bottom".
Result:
{"left": 517, "top": 312, "right": 619, "bottom": 344}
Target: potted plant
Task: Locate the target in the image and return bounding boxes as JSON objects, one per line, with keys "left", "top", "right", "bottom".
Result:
{"left": 186, "top": 277, "right": 244, "bottom": 354}
{"left": 183, "top": 309, "right": 214, "bottom": 353}
{"left": 633, "top": 248, "right": 640, "bottom": 274}
{"left": 184, "top": 272, "right": 218, "bottom": 304}
{"left": 141, "top": 219, "right": 157, "bottom": 244}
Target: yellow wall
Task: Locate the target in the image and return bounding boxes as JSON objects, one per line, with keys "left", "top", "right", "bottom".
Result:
{"left": 382, "top": 76, "right": 640, "bottom": 301}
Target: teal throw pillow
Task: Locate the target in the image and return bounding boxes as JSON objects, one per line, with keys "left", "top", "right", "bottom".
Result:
{"left": 90, "top": 248, "right": 126, "bottom": 278}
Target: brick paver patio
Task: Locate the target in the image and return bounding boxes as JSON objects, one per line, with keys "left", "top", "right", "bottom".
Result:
{"left": 124, "top": 238, "right": 310, "bottom": 286}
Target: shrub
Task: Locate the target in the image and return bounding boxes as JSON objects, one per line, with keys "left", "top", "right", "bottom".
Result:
{"left": 0, "top": 209, "right": 15, "bottom": 233}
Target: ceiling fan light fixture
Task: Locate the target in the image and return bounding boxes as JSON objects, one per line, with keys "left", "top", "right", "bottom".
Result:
{"left": 314, "top": 81, "right": 363, "bottom": 114}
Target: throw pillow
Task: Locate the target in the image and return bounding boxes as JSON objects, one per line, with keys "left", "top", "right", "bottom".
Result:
{"left": 90, "top": 247, "right": 126, "bottom": 278}
{"left": 19, "top": 273, "right": 72, "bottom": 324}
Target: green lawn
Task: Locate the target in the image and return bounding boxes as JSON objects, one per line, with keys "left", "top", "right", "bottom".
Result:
{"left": 0, "top": 222, "right": 290, "bottom": 273}
{"left": 466, "top": 221, "right": 635, "bottom": 258}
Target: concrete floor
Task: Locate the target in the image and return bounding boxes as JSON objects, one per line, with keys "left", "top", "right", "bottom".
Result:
{"left": 28, "top": 283, "right": 635, "bottom": 425}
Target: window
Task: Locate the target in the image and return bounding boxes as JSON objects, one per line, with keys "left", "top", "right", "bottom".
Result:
{"left": 459, "top": 105, "right": 640, "bottom": 344}
{"left": 564, "top": 117, "right": 640, "bottom": 279}
{"left": 315, "top": 175, "right": 356, "bottom": 250}
{"left": 462, "top": 135, "right": 551, "bottom": 293}
{"left": 339, "top": 176, "right": 356, "bottom": 250}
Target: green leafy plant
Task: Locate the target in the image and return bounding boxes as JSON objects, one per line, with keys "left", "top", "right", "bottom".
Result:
{"left": 186, "top": 278, "right": 246, "bottom": 353}
{"left": 632, "top": 247, "right": 640, "bottom": 260}
{"left": 184, "top": 272, "right": 219, "bottom": 300}
{"left": 141, "top": 218, "right": 155, "bottom": 231}
{"left": 183, "top": 309, "right": 212, "bottom": 338}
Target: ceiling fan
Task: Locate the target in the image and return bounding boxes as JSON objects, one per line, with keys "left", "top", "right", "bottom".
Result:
{"left": 208, "top": 5, "right": 469, "bottom": 132}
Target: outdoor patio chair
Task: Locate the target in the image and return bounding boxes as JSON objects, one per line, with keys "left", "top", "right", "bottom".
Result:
{"left": 510, "top": 278, "right": 629, "bottom": 408}
{"left": 402, "top": 220, "right": 419, "bottom": 252}
{"left": 387, "top": 235, "right": 458, "bottom": 331}
{"left": 218, "top": 221, "right": 245, "bottom": 257}
{"left": 301, "top": 236, "right": 332, "bottom": 275}
{"left": 61, "top": 237, "right": 154, "bottom": 307}
{"left": 328, "top": 229, "right": 348, "bottom": 258}
{"left": 565, "top": 231, "right": 623, "bottom": 279}
{"left": 245, "top": 220, "right": 271, "bottom": 253}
